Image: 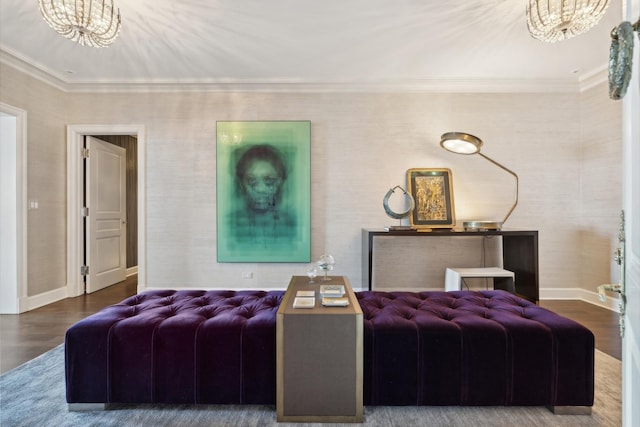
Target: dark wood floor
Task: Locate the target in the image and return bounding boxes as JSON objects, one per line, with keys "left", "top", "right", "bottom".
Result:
{"left": 0, "top": 278, "right": 621, "bottom": 374}
{"left": 540, "top": 299, "right": 622, "bottom": 360}
{"left": 0, "top": 275, "right": 138, "bottom": 374}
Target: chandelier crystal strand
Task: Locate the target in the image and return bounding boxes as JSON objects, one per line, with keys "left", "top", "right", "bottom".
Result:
{"left": 38, "top": 0, "right": 121, "bottom": 47}
{"left": 526, "top": 0, "right": 610, "bottom": 42}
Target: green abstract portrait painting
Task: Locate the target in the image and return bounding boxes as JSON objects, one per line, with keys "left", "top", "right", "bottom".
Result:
{"left": 216, "top": 121, "right": 311, "bottom": 262}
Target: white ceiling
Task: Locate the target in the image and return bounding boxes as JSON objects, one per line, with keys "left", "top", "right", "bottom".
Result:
{"left": 0, "top": 0, "right": 624, "bottom": 92}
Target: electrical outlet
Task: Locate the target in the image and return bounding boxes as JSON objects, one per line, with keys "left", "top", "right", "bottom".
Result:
{"left": 242, "top": 272, "right": 253, "bottom": 279}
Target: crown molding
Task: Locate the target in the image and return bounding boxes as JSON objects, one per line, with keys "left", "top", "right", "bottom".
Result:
{"left": 1, "top": 47, "right": 587, "bottom": 94}
{"left": 579, "top": 64, "right": 609, "bottom": 93}
{"left": 0, "top": 47, "right": 70, "bottom": 92}
{"left": 46, "top": 79, "right": 582, "bottom": 94}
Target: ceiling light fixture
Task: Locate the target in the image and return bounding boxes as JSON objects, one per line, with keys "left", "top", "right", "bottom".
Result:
{"left": 526, "top": 0, "right": 610, "bottom": 42}
{"left": 440, "top": 132, "right": 518, "bottom": 231}
{"left": 38, "top": 0, "right": 121, "bottom": 48}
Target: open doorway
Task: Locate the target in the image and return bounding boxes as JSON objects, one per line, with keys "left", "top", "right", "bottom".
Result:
{"left": 66, "top": 125, "right": 146, "bottom": 297}
{"left": 0, "top": 103, "right": 27, "bottom": 314}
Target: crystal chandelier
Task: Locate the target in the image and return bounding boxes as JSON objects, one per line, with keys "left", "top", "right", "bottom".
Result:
{"left": 526, "top": 0, "right": 610, "bottom": 42}
{"left": 38, "top": 0, "right": 121, "bottom": 48}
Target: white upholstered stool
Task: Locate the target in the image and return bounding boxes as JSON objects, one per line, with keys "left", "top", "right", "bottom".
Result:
{"left": 444, "top": 267, "right": 515, "bottom": 292}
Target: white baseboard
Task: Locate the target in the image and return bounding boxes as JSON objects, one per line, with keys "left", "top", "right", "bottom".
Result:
{"left": 127, "top": 266, "right": 138, "bottom": 277}
{"left": 540, "top": 287, "right": 620, "bottom": 313}
{"left": 20, "top": 286, "right": 69, "bottom": 312}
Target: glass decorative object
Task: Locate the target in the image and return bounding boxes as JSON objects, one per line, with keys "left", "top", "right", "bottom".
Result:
{"left": 526, "top": 0, "right": 610, "bottom": 43}
{"left": 38, "top": 0, "right": 122, "bottom": 47}
{"left": 306, "top": 265, "right": 318, "bottom": 283}
{"left": 317, "top": 254, "right": 335, "bottom": 282}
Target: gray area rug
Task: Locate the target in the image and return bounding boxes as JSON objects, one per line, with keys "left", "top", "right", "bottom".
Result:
{"left": 0, "top": 345, "right": 621, "bottom": 427}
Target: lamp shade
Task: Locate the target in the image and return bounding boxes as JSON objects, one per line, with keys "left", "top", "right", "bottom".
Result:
{"left": 440, "top": 132, "right": 483, "bottom": 155}
{"left": 439, "top": 132, "right": 518, "bottom": 230}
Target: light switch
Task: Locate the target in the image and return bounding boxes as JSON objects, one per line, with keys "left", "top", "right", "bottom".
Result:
{"left": 28, "top": 200, "right": 39, "bottom": 210}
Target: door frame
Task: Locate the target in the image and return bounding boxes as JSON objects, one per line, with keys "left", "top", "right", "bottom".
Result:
{"left": 0, "top": 102, "right": 27, "bottom": 313}
{"left": 622, "top": 1, "right": 640, "bottom": 425}
{"left": 67, "top": 124, "right": 146, "bottom": 297}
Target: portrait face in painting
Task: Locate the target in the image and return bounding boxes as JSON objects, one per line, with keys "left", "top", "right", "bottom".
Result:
{"left": 216, "top": 121, "right": 310, "bottom": 262}
{"left": 235, "top": 145, "right": 287, "bottom": 214}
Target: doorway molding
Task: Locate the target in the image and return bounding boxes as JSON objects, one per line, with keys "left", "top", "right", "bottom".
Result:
{"left": 0, "top": 102, "right": 27, "bottom": 313}
{"left": 66, "top": 124, "right": 146, "bottom": 297}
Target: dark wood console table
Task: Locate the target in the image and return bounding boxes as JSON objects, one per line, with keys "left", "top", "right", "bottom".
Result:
{"left": 362, "top": 228, "right": 539, "bottom": 303}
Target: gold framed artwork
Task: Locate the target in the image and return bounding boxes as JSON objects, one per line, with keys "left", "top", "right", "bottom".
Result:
{"left": 406, "top": 168, "right": 455, "bottom": 228}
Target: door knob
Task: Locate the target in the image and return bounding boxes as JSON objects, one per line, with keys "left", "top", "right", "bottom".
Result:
{"left": 597, "top": 283, "right": 622, "bottom": 301}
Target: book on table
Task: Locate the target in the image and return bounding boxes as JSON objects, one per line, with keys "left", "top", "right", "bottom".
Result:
{"left": 296, "top": 290, "right": 315, "bottom": 297}
{"left": 293, "top": 297, "right": 315, "bottom": 309}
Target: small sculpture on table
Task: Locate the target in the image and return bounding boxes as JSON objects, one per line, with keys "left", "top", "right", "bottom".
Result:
{"left": 306, "top": 265, "right": 318, "bottom": 283}
{"left": 317, "top": 254, "right": 335, "bottom": 281}
{"left": 383, "top": 185, "right": 415, "bottom": 231}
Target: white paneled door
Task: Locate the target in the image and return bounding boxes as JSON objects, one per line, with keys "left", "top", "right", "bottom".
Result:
{"left": 85, "top": 136, "right": 127, "bottom": 293}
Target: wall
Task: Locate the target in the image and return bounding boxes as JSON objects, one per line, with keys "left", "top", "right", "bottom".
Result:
{"left": 580, "top": 83, "right": 624, "bottom": 296}
{"left": 66, "top": 90, "right": 583, "bottom": 291}
{"left": 0, "top": 62, "right": 622, "bottom": 301}
{"left": 0, "top": 64, "right": 68, "bottom": 298}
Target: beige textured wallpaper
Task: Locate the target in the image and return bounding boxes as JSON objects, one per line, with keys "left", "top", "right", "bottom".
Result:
{"left": 580, "top": 84, "right": 623, "bottom": 292}
{"left": 0, "top": 64, "right": 68, "bottom": 297}
{"left": 0, "top": 62, "right": 622, "bottom": 300}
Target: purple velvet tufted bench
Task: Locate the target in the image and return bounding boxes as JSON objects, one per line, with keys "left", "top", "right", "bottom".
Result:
{"left": 65, "top": 290, "right": 284, "bottom": 409}
{"left": 66, "top": 289, "right": 593, "bottom": 414}
{"left": 357, "top": 290, "right": 594, "bottom": 412}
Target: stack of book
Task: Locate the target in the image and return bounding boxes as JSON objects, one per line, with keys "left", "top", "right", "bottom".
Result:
{"left": 320, "top": 284, "right": 349, "bottom": 307}
{"left": 293, "top": 290, "right": 315, "bottom": 309}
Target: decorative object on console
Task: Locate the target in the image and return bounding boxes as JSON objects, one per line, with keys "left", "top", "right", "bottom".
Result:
{"left": 321, "top": 297, "right": 349, "bottom": 307}
{"left": 526, "top": 0, "right": 610, "bottom": 43}
{"left": 317, "top": 254, "right": 335, "bottom": 281}
{"left": 38, "top": 0, "right": 122, "bottom": 47}
{"left": 406, "top": 168, "right": 455, "bottom": 229}
{"left": 440, "top": 132, "right": 518, "bottom": 231}
{"left": 293, "top": 296, "right": 315, "bottom": 309}
{"left": 306, "top": 265, "right": 318, "bottom": 283}
{"left": 382, "top": 185, "right": 415, "bottom": 231}
{"left": 320, "top": 284, "right": 345, "bottom": 298}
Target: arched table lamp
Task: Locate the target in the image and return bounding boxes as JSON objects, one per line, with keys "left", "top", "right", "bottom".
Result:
{"left": 440, "top": 132, "right": 518, "bottom": 231}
